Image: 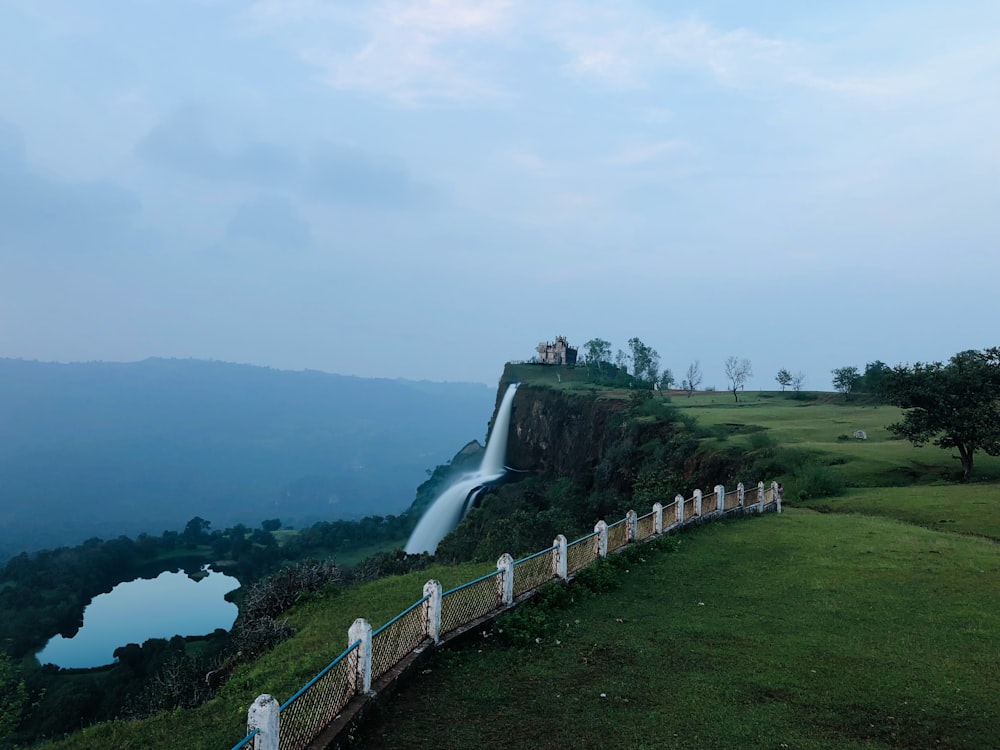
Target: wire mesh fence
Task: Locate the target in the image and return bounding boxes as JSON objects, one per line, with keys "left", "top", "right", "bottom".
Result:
{"left": 234, "top": 481, "right": 777, "bottom": 750}
{"left": 607, "top": 519, "right": 629, "bottom": 552}
{"left": 566, "top": 531, "right": 598, "bottom": 574}
{"left": 273, "top": 642, "right": 360, "bottom": 750}
{"left": 513, "top": 546, "right": 556, "bottom": 597}
{"left": 370, "top": 596, "right": 429, "bottom": 683}
{"left": 440, "top": 571, "right": 502, "bottom": 636}
{"left": 636, "top": 511, "right": 655, "bottom": 541}
{"left": 683, "top": 495, "right": 697, "bottom": 521}
{"left": 663, "top": 497, "right": 680, "bottom": 526}
{"left": 724, "top": 489, "right": 741, "bottom": 511}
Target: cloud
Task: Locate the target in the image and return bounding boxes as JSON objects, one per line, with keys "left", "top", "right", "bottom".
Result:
{"left": 136, "top": 106, "right": 440, "bottom": 209}
{"left": 0, "top": 120, "right": 148, "bottom": 255}
{"left": 551, "top": 11, "right": 793, "bottom": 91}
{"left": 246, "top": 0, "right": 514, "bottom": 105}
{"left": 226, "top": 194, "right": 312, "bottom": 249}
{"left": 304, "top": 142, "right": 439, "bottom": 209}
{"left": 135, "top": 105, "right": 298, "bottom": 184}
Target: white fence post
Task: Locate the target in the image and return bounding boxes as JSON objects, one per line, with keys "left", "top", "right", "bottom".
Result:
{"left": 422, "top": 580, "right": 442, "bottom": 645}
{"left": 626, "top": 510, "right": 638, "bottom": 543}
{"left": 553, "top": 535, "right": 568, "bottom": 580}
{"left": 757, "top": 481, "right": 765, "bottom": 513}
{"left": 653, "top": 502, "right": 663, "bottom": 534}
{"left": 248, "top": 694, "right": 279, "bottom": 750}
{"left": 772, "top": 481, "right": 782, "bottom": 513}
{"left": 674, "top": 494, "right": 684, "bottom": 526}
{"left": 715, "top": 485, "right": 725, "bottom": 516}
{"left": 348, "top": 618, "right": 373, "bottom": 696}
{"left": 595, "top": 521, "right": 608, "bottom": 558}
{"left": 497, "top": 553, "right": 514, "bottom": 605}
{"left": 737, "top": 482, "right": 745, "bottom": 508}
{"left": 694, "top": 489, "right": 703, "bottom": 517}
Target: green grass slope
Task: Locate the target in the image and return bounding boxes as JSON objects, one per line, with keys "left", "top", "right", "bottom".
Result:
{"left": 35, "top": 561, "right": 495, "bottom": 750}
{"left": 361, "top": 510, "right": 1000, "bottom": 749}
{"left": 32, "top": 384, "right": 1000, "bottom": 749}
{"left": 356, "top": 388, "right": 1000, "bottom": 749}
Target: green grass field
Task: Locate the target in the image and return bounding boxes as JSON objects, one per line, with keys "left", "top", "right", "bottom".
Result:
{"left": 35, "top": 386, "right": 1000, "bottom": 749}
{"left": 673, "top": 390, "right": 1000, "bottom": 487}
{"left": 359, "top": 510, "right": 1000, "bottom": 749}
{"left": 354, "top": 388, "right": 1000, "bottom": 749}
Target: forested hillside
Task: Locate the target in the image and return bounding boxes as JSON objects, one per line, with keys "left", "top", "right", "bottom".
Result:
{"left": 0, "top": 358, "right": 494, "bottom": 559}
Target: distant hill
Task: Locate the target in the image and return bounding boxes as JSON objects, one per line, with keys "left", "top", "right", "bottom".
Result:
{"left": 0, "top": 358, "right": 495, "bottom": 559}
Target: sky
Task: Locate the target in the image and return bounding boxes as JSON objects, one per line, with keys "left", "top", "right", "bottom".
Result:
{"left": 1, "top": 0, "right": 997, "bottom": 390}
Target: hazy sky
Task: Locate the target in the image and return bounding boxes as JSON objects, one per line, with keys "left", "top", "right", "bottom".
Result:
{"left": 1, "top": 1, "right": 997, "bottom": 389}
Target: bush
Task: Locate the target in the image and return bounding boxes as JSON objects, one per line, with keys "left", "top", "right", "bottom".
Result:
{"left": 573, "top": 559, "right": 620, "bottom": 594}
{"left": 494, "top": 581, "right": 576, "bottom": 646}
{"left": 787, "top": 458, "right": 844, "bottom": 501}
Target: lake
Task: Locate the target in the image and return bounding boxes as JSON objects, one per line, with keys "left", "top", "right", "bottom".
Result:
{"left": 36, "top": 567, "right": 240, "bottom": 669}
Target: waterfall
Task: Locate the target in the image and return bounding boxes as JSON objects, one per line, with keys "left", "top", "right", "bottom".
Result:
{"left": 404, "top": 383, "right": 519, "bottom": 554}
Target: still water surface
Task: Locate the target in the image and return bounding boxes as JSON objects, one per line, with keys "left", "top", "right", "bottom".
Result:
{"left": 37, "top": 568, "right": 240, "bottom": 669}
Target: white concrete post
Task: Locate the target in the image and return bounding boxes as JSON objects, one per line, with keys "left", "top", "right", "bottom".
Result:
{"left": 553, "top": 535, "right": 568, "bottom": 580}
{"left": 772, "top": 481, "right": 783, "bottom": 513}
{"left": 757, "top": 481, "right": 766, "bottom": 513}
{"left": 715, "top": 485, "right": 725, "bottom": 515}
{"left": 422, "top": 579, "right": 442, "bottom": 644}
{"left": 653, "top": 502, "right": 663, "bottom": 535}
{"left": 348, "top": 618, "right": 373, "bottom": 695}
{"left": 248, "top": 694, "right": 279, "bottom": 750}
{"left": 694, "top": 489, "right": 703, "bottom": 517}
{"left": 737, "top": 482, "right": 745, "bottom": 507}
{"left": 674, "top": 494, "right": 684, "bottom": 525}
{"left": 497, "top": 553, "right": 515, "bottom": 606}
{"left": 595, "top": 521, "right": 608, "bottom": 558}
{"left": 626, "top": 510, "right": 638, "bottom": 543}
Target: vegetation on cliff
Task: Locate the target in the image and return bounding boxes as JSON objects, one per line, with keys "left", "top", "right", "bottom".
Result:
{"left": 435, "top": 364, "right": 773, "bottom": 562}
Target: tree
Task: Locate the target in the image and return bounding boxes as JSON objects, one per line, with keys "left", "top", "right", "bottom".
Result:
{"left": 582, "top": 338, "right": 612, "bottom": 370}
{"left": 0, "top": 652, "right": 28, "bottom": 742}
{"left": 724, "top": 356, "right": 753, "bottom": 402}
{"left": 791, "top": 371, "right": 806, "bottom": 392}
{"left": 614, "top": 349, "right": 628, "bottom": 371}
{"left": 775, "top": 368, "right": 792, "bottom": 391}
{"left": 627, "top": 337, "right": 660, "bottom": 383}
{"left": 831, "top": 366, "right": 861, "bottom": 395}
{"left": 883, "top": 348, "right": 1000, "bottom": 481}
{"left": 261, "top": 518, "right": 282, "bottom": 532}
{"left": 182, "top": 516, "right": 211, "bottom": 545}
{"left": 682, "top": 361, "right": 702, "bottom": 396}
{"left": 860, "top": 360, "right": 890, "bottom": 395}
{"left": 658, "top": 368, "right": 674, "bottom": 390}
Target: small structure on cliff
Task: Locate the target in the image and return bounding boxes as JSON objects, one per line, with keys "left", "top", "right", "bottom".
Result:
{"left": 536, "top": 336, "right": 578, "bottom": 366}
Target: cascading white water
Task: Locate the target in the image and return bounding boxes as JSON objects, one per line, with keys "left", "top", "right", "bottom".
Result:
{"left": 404, "top": 383, "right": 519, "bottom": 554}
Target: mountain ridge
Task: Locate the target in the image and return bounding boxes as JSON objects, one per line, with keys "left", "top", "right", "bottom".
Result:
{"left": 0, "top": 357, "right": 495, "bottom": 560}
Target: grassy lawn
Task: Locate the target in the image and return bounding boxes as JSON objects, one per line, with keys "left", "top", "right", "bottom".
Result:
{"left": 802, "top": 484, "right": 1000, "bottom": 541}
{"left": 34, "top": 381, "right": 1000, "bottom": 749}
{"left": 352, "top": 389, "right": 1000, "bottom": 749}
{"left": 358, "top": 510, "right": 1000, "bottom": 749}
{"left": 674, "top": 391, "right": 1000, "bottom": 487}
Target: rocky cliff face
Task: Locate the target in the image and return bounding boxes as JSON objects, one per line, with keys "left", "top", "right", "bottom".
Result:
{"left": 492, "top": 379, "right": 627, "bottom": 481}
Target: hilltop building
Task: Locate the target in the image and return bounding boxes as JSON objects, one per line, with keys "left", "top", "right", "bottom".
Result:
{"left": 536, "top": 336, "right": 578, "bottom": 366}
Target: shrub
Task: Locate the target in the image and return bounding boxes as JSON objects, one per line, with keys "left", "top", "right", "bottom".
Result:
{"left": 787, "top": 458, "right": 844, "bottom": 501}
